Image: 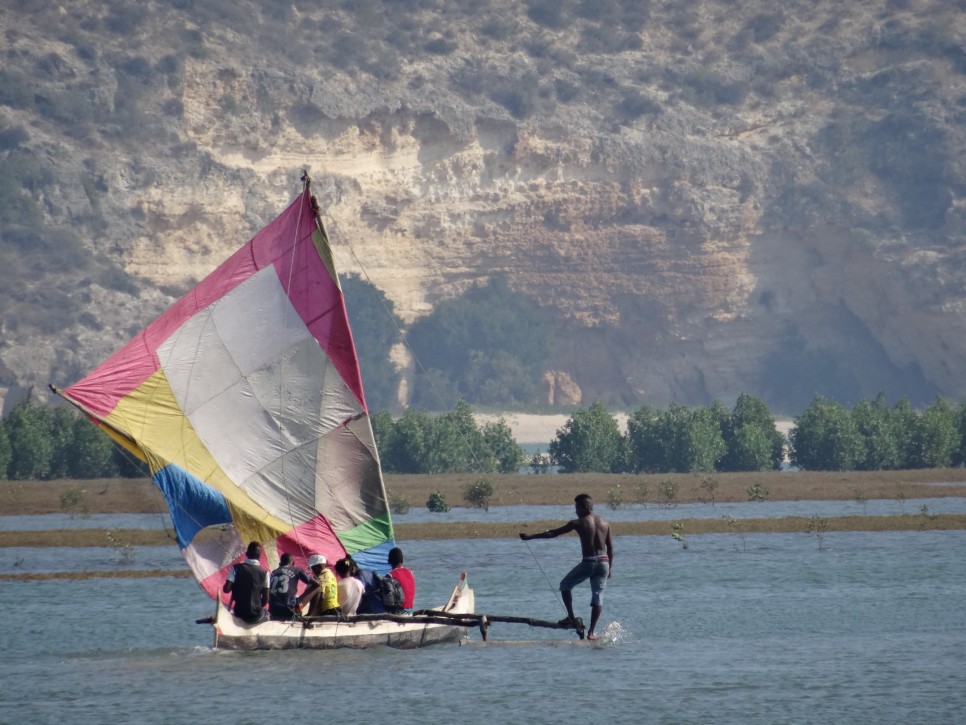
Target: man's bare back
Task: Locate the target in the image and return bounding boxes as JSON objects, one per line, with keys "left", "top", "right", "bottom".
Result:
{"left": 571, "top": 513, "right": 611, "bottom": 559}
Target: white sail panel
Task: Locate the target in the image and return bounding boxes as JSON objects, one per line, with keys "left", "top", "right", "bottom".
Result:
{"left": 156, "top": 311, "right": 239, "bottom": 416}
{"left": 314, "top": 419, "right": 389, "bottom": 530}
{"left": 157, "top": 268, "right": 313, "bottom": 416}
{"left": 209, "top": 269, "right": 312, "bottom": 377}
{"left": 240, "top": 442, "right": 320, "bottom": 525}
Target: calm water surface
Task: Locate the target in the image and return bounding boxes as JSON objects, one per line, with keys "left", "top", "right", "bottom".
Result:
{"left": 2, "top": 531, "right": 964, "bottom": 724}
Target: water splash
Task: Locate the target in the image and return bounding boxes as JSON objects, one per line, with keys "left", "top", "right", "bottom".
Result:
{"left": 590, "top": 621, "right": 626, "bottom": 646}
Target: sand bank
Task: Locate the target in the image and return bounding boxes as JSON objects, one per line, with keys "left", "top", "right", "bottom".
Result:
{"left": 475, "top": 413, "right": 792, "bottom": 444}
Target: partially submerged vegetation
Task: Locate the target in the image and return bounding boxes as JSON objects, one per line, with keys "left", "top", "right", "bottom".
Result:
{"left": 2, "top": 512, "right": 963, "bottom": 557}
{"left": 3, "top": 469, "right": 966, "bottom": 516}
{"left": 1, "top": 471, "right": 965, "bottom": 546}
{"left": 2, "top": 473, "right": 963, "bottom": 579}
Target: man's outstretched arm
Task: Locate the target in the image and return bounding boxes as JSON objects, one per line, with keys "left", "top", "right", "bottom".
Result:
{"left": 519, "top": 521, "right": 575, "bottom": 541}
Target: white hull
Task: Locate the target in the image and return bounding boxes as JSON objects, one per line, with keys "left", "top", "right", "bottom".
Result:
{"left": 214, "top": 573, "right": 474, "bottom": 650}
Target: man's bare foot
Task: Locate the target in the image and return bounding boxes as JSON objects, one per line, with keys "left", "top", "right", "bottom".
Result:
{"left": 587, "top": 632, "right": 597, "bottom": 640}
{"left": 558, "top": 617, "right": 576, "bottom": 627}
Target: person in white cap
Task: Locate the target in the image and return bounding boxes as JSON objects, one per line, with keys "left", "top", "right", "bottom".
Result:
{"left": 299, "top": 554, "right": 340, "bottom": 617}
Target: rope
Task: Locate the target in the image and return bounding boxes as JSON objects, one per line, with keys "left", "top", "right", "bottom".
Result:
{"left": 520, "top": 537, "right": 564, "bottom": 611}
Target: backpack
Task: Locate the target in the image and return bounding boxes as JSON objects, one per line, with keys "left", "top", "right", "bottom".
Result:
{"left": 375, "top": 573, "right": 405, "bottom": 611}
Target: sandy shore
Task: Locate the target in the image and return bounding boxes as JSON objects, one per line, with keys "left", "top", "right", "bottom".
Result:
{"left": 474, "top": 412, "right": 625, "bottom": 444}
{"left": 474, "top": 413, "right": 793, "bottom": 444}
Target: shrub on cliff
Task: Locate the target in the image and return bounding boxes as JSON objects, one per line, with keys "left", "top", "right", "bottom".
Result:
{"left": 407, "top": 277, "right": 553, "bottom": 408}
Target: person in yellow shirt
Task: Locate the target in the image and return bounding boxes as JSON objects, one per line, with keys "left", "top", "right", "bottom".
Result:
{"left": 300, "top": 554, "right": 340, "bottom": 617}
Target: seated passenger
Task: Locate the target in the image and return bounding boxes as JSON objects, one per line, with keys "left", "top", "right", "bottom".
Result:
{"left": 353, "top": 559, "right": 386, "bottom": 615}
{"left": 299, "top": 554, "right": 340, "bottom": 617}
{"left": 335, "top": 558, "right": 364, "bottom": 616}
{"left": 387, "top": 547, "right": 416, "bottom": 612}
{"left": 222, "top": 541, "right": 269, "bottom": 623}
{"left": 268, "top": 553, "right": 315, "bottom": 621}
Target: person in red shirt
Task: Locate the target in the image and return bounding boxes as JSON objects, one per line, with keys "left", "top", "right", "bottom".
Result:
{"left": 387, "top": 547, "right": 415, "bottom": 610}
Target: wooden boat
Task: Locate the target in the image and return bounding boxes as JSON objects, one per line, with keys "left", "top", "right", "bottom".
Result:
{"left": 214, "top": 572, "right": 475, "bottom": 650}
{"left": 56, "top": 173, "right": 476, "bottom": 649}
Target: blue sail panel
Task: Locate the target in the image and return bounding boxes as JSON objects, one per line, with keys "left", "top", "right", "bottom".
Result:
{"left": 153, "top": 464, "right": 232, "bottom": 548}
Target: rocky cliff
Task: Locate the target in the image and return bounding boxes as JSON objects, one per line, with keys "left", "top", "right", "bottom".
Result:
{"left": 1, "top": 0, "right": 964, "bottom": 413}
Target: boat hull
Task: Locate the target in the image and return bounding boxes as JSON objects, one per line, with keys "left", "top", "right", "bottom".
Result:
{"left": 214, "top": 575, "right": 474, "bottom": 650}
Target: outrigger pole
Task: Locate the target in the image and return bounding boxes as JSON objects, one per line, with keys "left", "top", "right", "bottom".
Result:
{"left": 195, "top": 610, "right": 586, "bottom": 640}
{"left": 299, "top": 610, "right": 585, "bottom": 641}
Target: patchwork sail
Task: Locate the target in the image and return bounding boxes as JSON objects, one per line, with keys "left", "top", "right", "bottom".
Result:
{"left": 60, "top": 178, "right": 395, "bottom": 599}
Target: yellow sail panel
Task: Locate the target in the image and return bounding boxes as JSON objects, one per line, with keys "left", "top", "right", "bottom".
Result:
{"left": 105, "top": 370, "right": 292, "bottom": 537}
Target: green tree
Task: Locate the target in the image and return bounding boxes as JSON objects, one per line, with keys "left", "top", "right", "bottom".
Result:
{"left": 5, "top": 401, "right": 53, "bottom": 479}
{"left": 48, "top": 406, "right": 78, "bottom": 479}
{"left": 550, "top": 401, "right": 624, "bottom": 473}
{"left": 407, "top": 277, "right": 553, "bottom": 407}
{"left": 626, "top": 403, "right": 725, "bottom": 473}
{"left": 789, "top": 395, "right": 863, "bottom": 471}
{"left": 373, "top": 403, "right": 524, "bottom": 474}
{"left": 70, "top": 417, "right": 119, "bottom": 478}
{"left": 481, "top": 418, "right": 526, "bottom": 473}
{"left": 915, "top": 397, "right": 957, "bottom": 468}
{"left": 371, "top": 400, "right": 526, "bottom": 473}
{"left": 380, "top": 408, "right": 433, "bottom": 473}
{"left": 952, "top": 402, "right": 966, "bottom": 467}
{"left": 625, "top": 405, "right": 663, "bottom": 473}
{"left": 718, "top": 394, "right": 784, "bottom": 472}
{"left": 424, "top": 400, "right": 495, "bottom": 473}
{"left": 464, "top": 478, "right": 496, "bottom": 510}
{"left": 426, "top": 489, "right": 449, "bottom": 512}
{"left": 890, "top": 398, "right": 921, "bottom": 469}
{"left": 370, "top": 409, "right": 397, "bottom": 463}
{"left": 667, "top": 404, "right": 726, "bottom": 473}
{"left": 726, "top": 424, "right": 777, "bottom": 472}
{"left": 0, "top": 421, "right": 11, "bottom": 478}
{"left": 851, "top": 394, "right": 901, "bottom": 470}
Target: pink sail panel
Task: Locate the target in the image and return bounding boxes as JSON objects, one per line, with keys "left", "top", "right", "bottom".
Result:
{"left": 63, "top": 192, "right": 361, "bottom": 418}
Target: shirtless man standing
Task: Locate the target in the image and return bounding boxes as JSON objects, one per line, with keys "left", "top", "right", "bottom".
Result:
{"left": 519, "top": 493, "right": 614, "bottom": 640}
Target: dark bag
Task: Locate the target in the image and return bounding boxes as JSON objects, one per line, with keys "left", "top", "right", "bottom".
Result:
{"left": 375, "top": 573, "right": 405, "bottom": 611}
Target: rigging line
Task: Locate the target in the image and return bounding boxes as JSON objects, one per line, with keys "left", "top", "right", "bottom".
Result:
{"left": 328, "top": 219, "right": 492, "bottom": 475}
{"left": 521, "top": 538, "right": 565, "bottom": 611}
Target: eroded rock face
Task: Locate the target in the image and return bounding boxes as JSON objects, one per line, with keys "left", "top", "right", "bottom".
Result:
{"left": 1, "top": 1, "right": 963, "bottom": 412}
{"left": 544, "top": 370, "right": 582, "bottom": 407}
